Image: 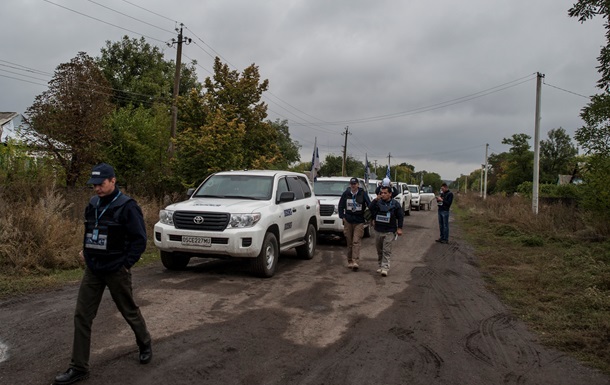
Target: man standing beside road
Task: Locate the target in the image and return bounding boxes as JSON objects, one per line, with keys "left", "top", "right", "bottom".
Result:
{"left": 54, "top": 163, "right": 152, "bottom": 385}
{"left": 338, "top": 177, "right": 371, "bottom": 271}
{"left": 369, "top": 185, "right": 404, "bottom": 277}
{"left": 436, "top": 183, "right": 454, "bottom": 244}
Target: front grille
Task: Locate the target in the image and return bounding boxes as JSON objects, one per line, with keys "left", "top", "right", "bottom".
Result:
{"left": 173, "top": 211, "right": 230, "bottom": 231}
{"left": 168, "top": 234, "right": 228, "bottom": 244}
{"left": 320, "top": 204, "right": 335, "bottom": 216}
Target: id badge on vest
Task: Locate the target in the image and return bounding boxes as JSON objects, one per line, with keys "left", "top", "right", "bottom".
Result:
{"left": 376, "top": 212, "right": 391, "bottom": 223}
{"left": 85, "top": 228, "right": 108, "bottom": 250}
{"left": 347, "top": 201, "right": 362, "bottom": 212}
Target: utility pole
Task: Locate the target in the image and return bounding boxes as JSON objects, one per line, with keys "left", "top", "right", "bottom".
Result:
{"left": 168, "top": 23, "right": 191, "bottom": 159}
{"left": 480, "top": 164, "right": 484, "bottom": 198}
{"left": 465, "top": 175, "right": 468, "bottom": 194}
{"left": 341, "top": 126, "right": 350, "bottom": 176}
{"left": 484, "top": 143, "right": 489, "bottom": 200}
{"left": 374, "top": 160, "right": 377, "bottom": 177}
{"left": 532, "top": 72, "right": 544, "bottom": 214}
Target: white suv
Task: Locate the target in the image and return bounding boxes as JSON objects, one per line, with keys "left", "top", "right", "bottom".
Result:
{"left": 314, "top": 176, "right": 370, "bottom": 237}
{"left": 154, "top": 170, "right": 320, "bottom": 277}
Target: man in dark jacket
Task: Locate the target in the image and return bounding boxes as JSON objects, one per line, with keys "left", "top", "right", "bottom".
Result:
{"left": 54, "top": 163, "right": 152, "bottom": 385}
{"left": 369, "top": 185, "right": 404, "bottom": 277}
{"left": 436, "top": 183, "right": 454, "bottom": 244}
{"left": 338, "top": 177, "right": 371, "bottom": 271}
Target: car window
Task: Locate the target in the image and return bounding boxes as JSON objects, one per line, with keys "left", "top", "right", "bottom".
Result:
{"left": 195, "top": 174, "right": 273, "bottom": 200}
{"left": 276, "top": 177, "right": 290, "bottom": 201}
{"left": 314, "top": 180, "right": 349, "bottom": 196}
{"left": 408, "top": 186, "right": 418, "bottom": 193}
{"left": 286, "top": 176, "right": 305, "bottom": 200}
{"left": 297, "top": 176, "right": 312, "bottom": 198}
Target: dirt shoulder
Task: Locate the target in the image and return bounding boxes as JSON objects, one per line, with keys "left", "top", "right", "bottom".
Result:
{"left": 0, "top": 209, "right": 607, "bottom": 385}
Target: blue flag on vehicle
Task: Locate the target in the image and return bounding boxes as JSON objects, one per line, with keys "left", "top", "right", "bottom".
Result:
{"left": 386, "top": 164, "right": 391, "bottom": 180}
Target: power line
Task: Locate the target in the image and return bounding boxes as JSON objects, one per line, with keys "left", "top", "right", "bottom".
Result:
{"left": 120, "top": 0, "right": 178, "bottom": 24}
{"left": 42, "top": 0, "right": 169, "bottom": 44}
{"left": 543, "top": 80, "right": 592, "bottom": 99}
{"left": 86, "top": 0, "right": 175, "bottom": 34}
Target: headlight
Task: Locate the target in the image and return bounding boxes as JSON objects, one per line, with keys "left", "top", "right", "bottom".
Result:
{"left": 229, "top": 213, "right": 261, "bottom": 228}
{"left": 159, "top": 210, "right": 175, "bottom": 225}
{"left": 333, "top": 205, "right": 338, "bottom": 215}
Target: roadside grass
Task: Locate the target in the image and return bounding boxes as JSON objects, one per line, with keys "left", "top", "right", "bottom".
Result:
{"left": 454, "top": 194, "right": 610, "bottom": 374}
{"left": 0, "top": 185, "right": 162, "bottom": 300}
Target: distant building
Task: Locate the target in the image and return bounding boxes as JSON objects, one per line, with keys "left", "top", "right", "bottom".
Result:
{"left": 0, "top": 112, "right": 22, "bottom": 143}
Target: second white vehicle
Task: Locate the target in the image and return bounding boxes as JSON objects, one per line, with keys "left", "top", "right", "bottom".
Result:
{"left": 314, "top": 176, "right": 370, "bottom": 238}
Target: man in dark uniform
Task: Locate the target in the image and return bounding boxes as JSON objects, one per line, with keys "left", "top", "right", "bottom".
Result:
{"left": 369, "top": 185, "right": 404, "bottom": 277}
{"left": 54, "top": 163, "right": 152, "bottom": 385}
{"left": 338, "top": 177, "right": 371, "bottom": 271}
{"left": 436, "top": 182, "right": 454, "bottom": 244}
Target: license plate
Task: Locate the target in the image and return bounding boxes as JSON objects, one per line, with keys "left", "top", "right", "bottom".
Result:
{"left": 181, "top": 236, "right": 212, "bottom": 247}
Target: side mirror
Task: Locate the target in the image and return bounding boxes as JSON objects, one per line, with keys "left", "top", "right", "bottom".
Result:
{"left": 186, "top": 188, "right": 196, "bottom": 197}
{"left": 278, "top": 191, "right": 296, "bottom": 203}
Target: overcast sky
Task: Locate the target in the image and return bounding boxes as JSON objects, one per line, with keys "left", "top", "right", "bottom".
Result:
{"left": 0, "top": 0, "right": 605, "bottom": 180}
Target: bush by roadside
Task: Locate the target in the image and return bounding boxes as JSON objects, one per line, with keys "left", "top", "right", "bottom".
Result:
{"left": 454, "top": 193, "right": 609, "bottom": 374}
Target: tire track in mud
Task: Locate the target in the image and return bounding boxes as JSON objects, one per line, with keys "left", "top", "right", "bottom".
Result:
{"left": 463, "top": 312, "right": 543, "bottom": 385}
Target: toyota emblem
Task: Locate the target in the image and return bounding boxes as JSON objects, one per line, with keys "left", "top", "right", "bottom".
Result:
{"left": 193, "top": 216, "right": 204, "bottom": 224}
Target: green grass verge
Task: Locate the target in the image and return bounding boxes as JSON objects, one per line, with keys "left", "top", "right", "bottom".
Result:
{"left": 453, "top": 200, "right": 610, "bottom": 374}
{"left": 0, "top": 250, "right": 160, "bottom": 300}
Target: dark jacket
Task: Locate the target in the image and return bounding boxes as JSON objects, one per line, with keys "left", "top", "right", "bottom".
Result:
{"left": 369, "top": 197, "right": 404, "bottom": 233}
{"left": 83, "top": 188, "right": 147, "bottom": 274}
{"left": 338, "top": 187, "right": 372, "bottom": 224}
{"left": 438, "top": 189, "right": 454, "bottom": 212}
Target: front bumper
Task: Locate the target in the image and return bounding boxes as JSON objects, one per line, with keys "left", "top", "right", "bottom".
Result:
{"left": 154, "top": 223, "right": 263, "bottom": 258}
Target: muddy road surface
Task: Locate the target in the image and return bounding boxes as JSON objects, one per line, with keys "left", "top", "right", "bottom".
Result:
{"left": 1, "top": 209, "right": 607, "bottom": 385}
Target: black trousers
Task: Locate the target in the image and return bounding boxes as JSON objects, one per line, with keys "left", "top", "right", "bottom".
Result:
{"left": 70, "top": 266, "right": 151, "bottom": 371}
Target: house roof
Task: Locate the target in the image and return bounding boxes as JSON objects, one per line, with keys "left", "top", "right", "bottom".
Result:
{"left": 0, "top": 112, "right": 18, "bottom": 126}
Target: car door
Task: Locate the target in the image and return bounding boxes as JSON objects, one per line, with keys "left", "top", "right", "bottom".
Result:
{"left": 284, "top": 175, "right": 309, "bottom": 242}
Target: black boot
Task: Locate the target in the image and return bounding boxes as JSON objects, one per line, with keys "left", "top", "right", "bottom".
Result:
{"left": 139, "top": 342, "right": 153, "bottom": 364}
{"left": 54, "top": 368, "right": 89, "bottom": 385}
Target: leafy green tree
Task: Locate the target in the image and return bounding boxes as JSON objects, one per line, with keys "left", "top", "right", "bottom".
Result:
{"left": 496, "top": 133, "right": 533, "bottom": 194}
{"left": 23, "top": 52, "right": 114, "bottom": 187}
{"left": 540, "top": 127, "right": 578, "bottom": 183}
{"left": 319, "top": 154, "right": 364, "bottom": 177}
{"left": 203, "top": 57, "right": 278, "bottom": 168}
{"left": 267, "top": 119, "right": 301, "bottom": 169}
{"left": 173, "top": 110, "right": 246, "bottom": 187}
{"left": 97, "top": 36, "right": 200, "bottom": 108}
{"left": 104, "top": 104, "right": 171, "bottom": 195}
{"left": 574, "top": 94, "right": 610, "bottom": 155}
{"left": 423, "top": 172, "right": 443, "bottom": 192}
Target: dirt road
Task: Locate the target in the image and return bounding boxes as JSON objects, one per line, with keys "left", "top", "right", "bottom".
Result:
{"left": 0, "top": 209, "right": 607, "bottom": 385}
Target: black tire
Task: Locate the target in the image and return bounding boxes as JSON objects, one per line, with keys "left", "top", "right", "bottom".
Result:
{"left": 160, "top": 251, "right": 190, "bottom": 270}
{"left": 251, "top": 232, "right": 279, "bottom": 277}
{"left": 296, "top": 223, "right": 317, "bottom": 259}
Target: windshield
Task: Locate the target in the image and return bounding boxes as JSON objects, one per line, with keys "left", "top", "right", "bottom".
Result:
{"left": 314, "top": 180, "right": 349, "bottom": 196}
{"left": 368, "top": 183, "right": 377, "bottom": 193}
{"left": 421, "top": 186, "right": 433, "bottom": 193}
{"left": 193, "top": 175, "right": 273, "bottom": 200}
{"left": 408, "top": 186, "right": 419, "bottom": 193}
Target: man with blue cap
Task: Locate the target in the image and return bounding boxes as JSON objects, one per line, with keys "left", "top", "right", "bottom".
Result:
{"left": 54, "top": 163, "right": 152, "bottom": 385}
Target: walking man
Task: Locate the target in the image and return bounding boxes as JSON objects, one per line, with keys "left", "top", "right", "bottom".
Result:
{"left": 436, "top": 183, "right": 454, "bottom": 244}
{"left": 369, "top": 185, "right": 404, "bottom": 276}
{"left": 338, "top": 177, "right": 371, "bottom": 271}
{"left": 54, "top": 163, "right": 152, "bottom": 385}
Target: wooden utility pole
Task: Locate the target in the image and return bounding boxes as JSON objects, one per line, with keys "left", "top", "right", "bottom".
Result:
{"left": 532, "top": 72, "right": 544, "bottom": 214}
{"left": 484, "top": 143, "right": 488, "bottom": 200}
{"left": 168, "top": 23, "right": 191, "bottom": 158}
{"left": 341, "top": 126, "right": 350, "bottom": 176}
